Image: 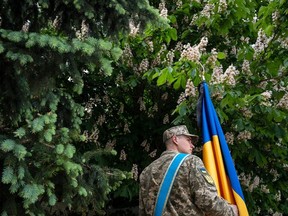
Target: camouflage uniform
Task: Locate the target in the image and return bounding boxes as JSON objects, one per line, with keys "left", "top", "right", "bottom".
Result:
{"left": 139, "top": 150, "right": 235, "bottom": 216}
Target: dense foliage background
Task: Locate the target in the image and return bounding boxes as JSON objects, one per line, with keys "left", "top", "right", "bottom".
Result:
{"left": 1, "top": 0, "right": 288, "bottom": 215}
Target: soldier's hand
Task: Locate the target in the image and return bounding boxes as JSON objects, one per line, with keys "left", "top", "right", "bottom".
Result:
{"left": 230, "top": 204, "right": 238, "bottom": 216}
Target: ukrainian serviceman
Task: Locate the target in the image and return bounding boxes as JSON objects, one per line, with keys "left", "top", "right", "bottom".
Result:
{"left": 139, "top": 125, "right": 238, "bottom": 216}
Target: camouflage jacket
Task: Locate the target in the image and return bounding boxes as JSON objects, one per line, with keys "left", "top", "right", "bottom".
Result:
{"left": 139, "top": 150, "right": 236, "bottom": 216}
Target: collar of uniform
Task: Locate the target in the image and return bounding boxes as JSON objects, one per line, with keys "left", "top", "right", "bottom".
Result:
{"left": 160, "top": 150, "right": 179, "bottom": 157}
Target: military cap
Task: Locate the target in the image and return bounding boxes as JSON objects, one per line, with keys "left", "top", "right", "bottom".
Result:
{"left": 163, "top": 125, "right": 199, "bottom": 143}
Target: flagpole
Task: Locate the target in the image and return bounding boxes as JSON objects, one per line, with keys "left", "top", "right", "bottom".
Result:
{"left": 199, "top": 62, "right": 205, "bottom": 81}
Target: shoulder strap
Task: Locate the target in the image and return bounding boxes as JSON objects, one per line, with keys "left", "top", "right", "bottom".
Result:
{"left": 154, "top": 153, "right": 189, "bottom": 216}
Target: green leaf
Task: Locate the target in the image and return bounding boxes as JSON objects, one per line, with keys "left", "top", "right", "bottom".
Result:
{"left": 264, "top": 25, "right": 274, "bottom": 36}
{"left": 157, "top": 68, "right": 168, "bottom": 86}
{"left": 255, "top": 151, "right": 267, "bottom": 166}
{"left": 173, "top": 77, "right": 181, "bottom": 89}
{"left": 267, "top": 60, "right": 281, "bottom": 77}
{"left": 168, "top": 28, "right": 177, "bottom": 41}
{"left": 217, "top": 52, "right": 226, "bottom": 59}
{"left": 179, "top": 103, "right": 187, "bottom": 116}
{"left": 274, "top": 125, "right": 285, "bottom": 138}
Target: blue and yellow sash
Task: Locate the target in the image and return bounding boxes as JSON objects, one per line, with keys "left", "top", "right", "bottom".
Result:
{"left": 154, "top": 153, "right": 189, "bottom": 216}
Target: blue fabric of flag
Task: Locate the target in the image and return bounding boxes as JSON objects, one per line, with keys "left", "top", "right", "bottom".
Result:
{"left": 198, "top": 81, "right": 249, "bottom": 216}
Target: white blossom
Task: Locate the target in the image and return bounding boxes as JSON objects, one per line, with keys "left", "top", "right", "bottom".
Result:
{"left": 206, "top": 48, "right": 218, "bottom": 66}
{"left": 241, "top": 107, "right": 253, "bottom": 119}
{"left": 137, "top": 97, "right": 146, "bottom": 111}
{"left": 218, "top": 0, "right": 228, "bottom": 13}
{"left": 222, "top": 64, "right": 239, "bottom": 86}
{"left": 22, "top": 20, "right": 31, "bottom": 32}
{"left": 241, "top": 59, "right": 252, "bottom": 75}
{"left": 163, "top": 114, "right": 169, "bottom": 124}
{"left": 237, "top": 130, "right": 252, "bottom": 141}
{"left": 138, "top": 58, "right": 149, "bottom": 73}
{"left": 180, "top": 43, "right": 201, "bottom": 62}
{"left": 105, "top": 139, "right": 116, "bottom": 149}
{"left": 177, "top": 92, "right": 186, "bottom": 104}
{"left": 260, "top": 184, "right": 270, "bottom": 193}
{"left": 132, "top": 164, "right": 138, "bottom": 181}
{"left": 129, "top": 20, "right": 140, "bottom": 36}
{"left": 261, "top": 90, "right": 272, "bottom": 100}
{"left": 180, "top": 37, "right": 208, "bottom": 62}
{"left": 272, "top": 10, "right": 280, "bottom": 22}
{"left": 165, "top": 50, "right": 175, "bottom": 65}
{"left": 119, "top": 149, "right": 127, "bottom": 160}
{"left": 185, "top": 79, "right": 196, "bottom": 97}
{"left": 277, "top": 92, "right": 288, "bottom": 109}
{"left": 248, "top": 175, "right": 260, "bottom": 192}
{"left": 159, "top": 2, "right": 168, "bottom": 19}
{"left": 211, "top": 65, "right": 223, "bottom": 84}
{"left": 274, "top": 190, "right": 281, "bottom": 202}
{"left": 200, "top": 4, "right": 214, "bottom": 18}
{"left": 252, "top": 29, "right": 273, "bottom": 58}
{"left": 225, "top": 132, "right": 234, "bottom": 145}
{"left": 161, "top": 92, "right": 169, "bottom": 101}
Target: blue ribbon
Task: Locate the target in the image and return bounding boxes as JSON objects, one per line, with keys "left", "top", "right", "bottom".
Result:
{"left": 154, "top": 153, "right": 189, "bottom": 216}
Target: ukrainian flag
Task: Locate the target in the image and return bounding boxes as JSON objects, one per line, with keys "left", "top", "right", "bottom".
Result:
{"left": 197, "top": 81, "right": 249, "bottom": 216}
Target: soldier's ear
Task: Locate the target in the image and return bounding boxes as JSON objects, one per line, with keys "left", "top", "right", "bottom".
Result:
{"left": 172, "top": 135, "right": 178, "bottom": 145}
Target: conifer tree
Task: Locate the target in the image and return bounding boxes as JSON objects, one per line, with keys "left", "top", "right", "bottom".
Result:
{"left": 0, "top": 1, "right": 166, "bottom": 215}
